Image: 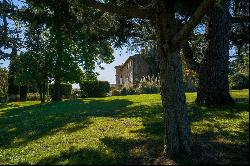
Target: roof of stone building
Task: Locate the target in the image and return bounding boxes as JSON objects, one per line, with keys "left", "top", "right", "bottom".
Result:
{"left": 114, "top": 54, "right": 139, "bottom": 69}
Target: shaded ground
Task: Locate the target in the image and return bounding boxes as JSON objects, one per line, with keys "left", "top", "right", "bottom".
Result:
{"left": 0, "top": 90, "right": 249, "bottom": 165}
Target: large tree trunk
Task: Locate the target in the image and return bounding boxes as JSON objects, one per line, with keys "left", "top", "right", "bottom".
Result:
{"left": 196, "top": 0, "right": 234, "bottom": 105}
{"left": 159, "top": 49, "right": 191, "bottom": 159}
{"left": 157, "top": 4, "right": 191, "bottom": 159}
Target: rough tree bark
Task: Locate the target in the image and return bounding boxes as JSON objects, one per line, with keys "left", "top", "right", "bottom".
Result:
{"left": 196, "top": 0, "right": 234, "bottom": 105}
{"left": 156, "top": 3, "right": 190, "bottom": 159}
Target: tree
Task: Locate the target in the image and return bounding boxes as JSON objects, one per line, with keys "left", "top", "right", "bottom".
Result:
{"left": 15, "top": 0, "right": 115, "bottom": 102}
{"left": 230, "top": 0, "right": 249, "bottom": 87}
{"left": 11, "top": 0, "right": 214, "bottom": 159}
{"left": 141, "top": 45, "right": 160, "bottom": 79}
{"left": 196, "top": 0, "right": 234, "bottom": 105}
{"left": 1, "top": 0, "right": 28, "bottom": 101}
{"left": 67, "top": 0, "right": 215, "bottom": 159}
{"left": 182, "top": 0, "right": 249, "bottom": 105}
{"left": 7, "top": 48, "right": 19, "bottom": 100}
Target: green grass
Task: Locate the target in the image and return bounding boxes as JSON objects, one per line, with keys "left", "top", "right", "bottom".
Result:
{"left": 0, "top": 89, "right": 249, "bottom": 165}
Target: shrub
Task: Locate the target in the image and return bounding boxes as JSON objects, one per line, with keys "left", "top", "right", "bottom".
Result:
{"left": 28, "top": 85, "right": 39, "bottom": 93}
{"left": 0, "top": 96, "right": 7, "bottom": 103}
{"left": 8, "top": 94, "right": 20, "bottom": 102}
{"left": 120, "top": 87, "right": 128, "bottom": 96}
{"left": 119, "top": 86, "right": 137, "bottom": 95}
{"left": 71, "top": 89, "right": 82, "bottom": 99}
{"left": 111, "top": 89, "right": 121, "bottom": 96}
{"left": 49, "top": 83, "right": 72, "bottom": 99}
{"left": 80, "top": 80, "right": 110, "bottom": 97}
{"left": 138, "top": 76, "right": 160, "bottom": 94}
{"left": 27, "top": 93, "right": 40, "bottom": 101}
{"left": 60, "top": 83, "right": 72, "bottom": 99}
{"left": 229, "top": 73, "right": 249, "bottom": 90}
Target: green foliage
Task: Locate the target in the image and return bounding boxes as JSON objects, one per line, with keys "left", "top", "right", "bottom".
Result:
{"left": 80, "top": 80, "right": 110, "bottom": 97}
{"left": 7, "top": 53, "right": 20, "bottom": 96}
{"left": 229, "top": 73, "right": 249, "bottom": 90}
{"left": 28, "top": 85, "right": 39, "bottom": 93}
{"left": 111, "top": 76, "right": 160, "bottom": 96}
{"left": 181, "top": 52, "right": 199, "bottom": 92}
{"left": 111, "top": 87, "right": 137, "bottom": 96}
{"left": 229, "top": 45, "right": 249, "bottom": 90}
{"left": 49, "top": 83, "right": 72, "bottom": 99}
{"left": 0, "top": 67, "right": 8, "bottom": 102}
{"left": 13, "top": 1, "right": 115, "bottom": 101}
{"left": 229, "top": 46, "right": 249, "bottom": 77}
{"left": 60, "top": 83, "right": 72, "bottom": 99}
{"left": 111, "top": 88, "right": 122, "bottom": 96}
{"left": 119, "top": 86, "right": 137, "bottom": 96}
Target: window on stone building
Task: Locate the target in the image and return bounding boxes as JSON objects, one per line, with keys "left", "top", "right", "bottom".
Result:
{"left": 129, "top": 72, "right": 133, "bottom": 83}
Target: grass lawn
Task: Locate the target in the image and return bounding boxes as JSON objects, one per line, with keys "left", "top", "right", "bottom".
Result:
{"left": 0, "top": 89, "right": 249, "bottom": 165}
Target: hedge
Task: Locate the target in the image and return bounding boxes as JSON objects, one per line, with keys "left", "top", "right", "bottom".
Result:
{"left": 229, "top": 73, "right": 249, "bottom": 90}
{"left": 80, "top": 80, "right": 110, "bottom": 97}
{"left": 49, "top": 83, "right": 72, "bottom": 99}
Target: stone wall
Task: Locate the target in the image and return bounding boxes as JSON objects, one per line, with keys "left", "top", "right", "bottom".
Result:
{"left": 132, "top": 55, "right": 151, "bottom": 85}
{"left": 115, "top": 66, "right": 122, "bottom": 86}
{"left": 115, "top": 54, "right": 151, "bottom": 87}
{"left": 115, "top": 57, "right": 134, "bottom": 87}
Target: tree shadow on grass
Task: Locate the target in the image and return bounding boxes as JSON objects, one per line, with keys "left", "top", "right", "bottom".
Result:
{"left": 100, "top": 137, "right": 146, "bottom": 165}
{"left": 36, "top": 147, "right": 115, "bottom": 165}
{"left": 187, "top": 131, "right": 249, "bottom": 165}
{"left": 188, "top": 101, "right": 249, "bottom": 123}
{"left": 183, "top": 101, "right": 249, "bottom": 165}
{"left": 0, "top": 99, "right": 133, "bottom": 149}
{"left": 1, "top": 96, "right": 249, "bottom": 165}
{"left": 0, "top": 103, "right": 20, "bottom": 109}
{"left": 35, "top": 136, "right": 165, "bottom": 165}
{"left": 128, "top": 100, "right": 249, "bottom": 165}
{"left": 32, "top": 102, "right": 168, "bottom": 165}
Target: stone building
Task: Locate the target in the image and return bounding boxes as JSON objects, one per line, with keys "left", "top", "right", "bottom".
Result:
{"left": 115, "top": 54, "right": 152, "bottom": 87}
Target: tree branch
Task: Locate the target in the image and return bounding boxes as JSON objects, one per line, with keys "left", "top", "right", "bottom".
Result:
{"left": 83, "top": 0, "right": 154, "bottom": 19}
{"left": 182, "top": 41, "right": 200, "bottom": 72}
{"left": 172, "top": 0, "right": 215, "bottom": 47}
